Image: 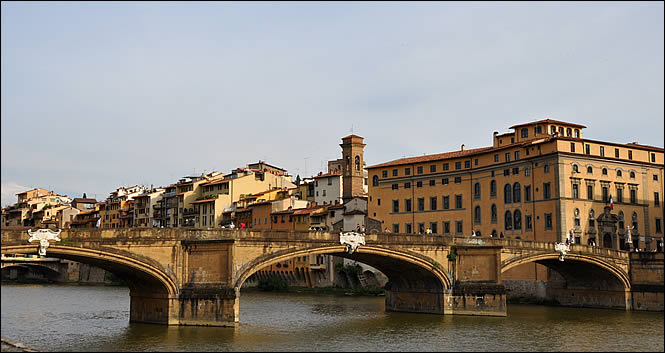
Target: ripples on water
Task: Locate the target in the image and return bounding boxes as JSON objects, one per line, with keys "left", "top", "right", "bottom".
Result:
{"left": 1, "top": 284, "right": 663, "bottom": 352}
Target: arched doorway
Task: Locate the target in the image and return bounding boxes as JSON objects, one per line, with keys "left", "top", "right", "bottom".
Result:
{"left": 603, "top": 233, "right": 613, "bottom": 249}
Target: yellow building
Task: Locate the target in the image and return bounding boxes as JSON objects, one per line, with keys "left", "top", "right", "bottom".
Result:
{"left": 368, "top": 119, "right": 664, "bottom": 251}
{"left": 178, "top": 165, "right": 295, "bottom": 228}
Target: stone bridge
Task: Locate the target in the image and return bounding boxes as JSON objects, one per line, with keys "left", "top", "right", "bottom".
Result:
{"left": 1, "top": 254, "right": 68, "bottom": 282}
{"left": 1, "top": 228, "right": 660, "bottom": 326}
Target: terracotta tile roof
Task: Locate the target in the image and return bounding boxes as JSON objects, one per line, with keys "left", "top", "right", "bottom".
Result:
{"left": 200, "top": 179, "right": 230, "bottom": 187}
{"left": 190, "top": 198, "right": 217, "bottom": 204}
{"left": 249, "top": 200, "right": 273, "bottom": 207}
{"left": 73, "top": 198, "right": 97, "bottom": 203}
{"left": 313, "top": 170, "right": 343, "bottom": 179}
{"left": 292, "top": 205, "right": 329, "bottom": 216}
{"left": 343, "top": 209, "right": 367, "bottom": 216}
{"left": 342, "top": 134, "right": 364, "bottom": 140}
{"left": 368, "top": 146, "right": 495, "bottom": 169}
{"left": 328, "top": 204, "right": 345, "bottom": 210}
{"left": 251, "top": 188, "right": 286, "bottom": 197}
{"left": 510, "top": 119, "right": 586, "bottom": 129}
{"left": 271, "top": 209, "right": 295, "bottom": 215}
{"left": 623, "top": 142, "right": 664, "bottom": 152}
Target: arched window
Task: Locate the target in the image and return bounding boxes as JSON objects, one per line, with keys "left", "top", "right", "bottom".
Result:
{"left": 491, "top": 204, "right": 497, "bottom": 223}
{"left": 490, "top": 180, "right": 497, "bottom": 197}
{"left": 617, "top": 170, "right": 622, "bottom": 177}
{"left": 587, "top": 166, "right": 593, "bottom": 174}
{"left": 505, "top": 211, "right": 513, "bottom": 230}
{"left": 574, "top": 129, "right": 580, "bottom": 138}
{"left": 514, "top": 209, "right": 522, "bottom": 230}
{"left": 618, "top": 211, "right": 625, "bottom": 230}
{"left": 372, "top": 175, "right": 379, "bottom": 186}
{"left": 630, "top": 171, "right": 635, "bottom": 178}
{"left": 474, "top": 206, "right": 481, "bottom": 224}
{"left": 602, "top": 168, "right": 608, "bottom": 175}
{"left": 573, "top": 165, "right": 579, "bottom": 173}
{"left": 589, "top": 209, "right": 595, "bottom": 228}
{"left": 632, "top": 212, "right": 639, "bottom": 232}
{"left": 491, "top": 229, "right": 497, "bottom": 237}
{"left": 574, "top": 208, "right": 580, "bottom": 227}
{"left": 513, "top": 182, "right": 521, "bottom": 203}
{"left": 474, "top": 182, "right": 481, "bottom": 199}
{"left": 504, "top": 184, "right": 512, "bottom": 203}
{"left": 566, "top": 128, "right": 572, "bottom": 137}
{"left": 354, "top": 156, "right": 360, "bottom": 172}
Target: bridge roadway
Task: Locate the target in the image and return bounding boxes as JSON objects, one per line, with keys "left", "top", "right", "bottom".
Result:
{"left": 0, "top": 228, "right": 652, "bottom": 327}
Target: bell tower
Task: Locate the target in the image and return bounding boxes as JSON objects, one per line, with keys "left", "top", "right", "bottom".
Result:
{"left": 340, "top": 134, "right": 366, "bottom": 203}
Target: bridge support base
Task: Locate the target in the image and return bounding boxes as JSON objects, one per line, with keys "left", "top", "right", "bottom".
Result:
{"left": 444, "top": 283, "right": 507, "bottom": 317}
{"left": 384, "top": 284, "right": 507, "bottom": 317}
{"left": 385, "top": 289, "right": 445, "bottom": 314}
{"left": 130, "top": 293, "right": 174, "bottom": 325}
{"left": 130, "top": 288, "right": 239, "bottom": 326}
{"left": 174, "top": 287, "right": 239, "bottom": 327}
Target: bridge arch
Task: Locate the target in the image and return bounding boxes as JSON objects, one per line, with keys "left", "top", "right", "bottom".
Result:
{"left": 234, "top": 245, "right": 451, "bottom": 290}
{"left": 502, "top": 252, "right": 631, "bottom": 309}
{"left": 2, "top": 245, "right": 179, "bottom": 296}
{"left": 502, "top": 252, "right": 630, "bottom": 289}
{"left": 1, "top": 262, "right": 63, "bottom": 282}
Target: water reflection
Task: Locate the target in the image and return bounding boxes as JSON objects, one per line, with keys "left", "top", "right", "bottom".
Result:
{"left": 1, "top": 285, "right": 663, "bottom": 352}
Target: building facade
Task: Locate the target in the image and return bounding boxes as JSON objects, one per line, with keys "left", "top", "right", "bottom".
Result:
{"left": 367, "top": 119, "right": 664, "bottom": 250}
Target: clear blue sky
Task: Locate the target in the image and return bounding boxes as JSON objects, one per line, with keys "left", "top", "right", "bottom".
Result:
{"left": 2, "top": 1, "right": 663, "bottom": 206}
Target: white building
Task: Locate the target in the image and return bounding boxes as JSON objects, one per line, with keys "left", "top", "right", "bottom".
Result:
{"left": 313, "top": 171, "right": 343, "bottom": 206}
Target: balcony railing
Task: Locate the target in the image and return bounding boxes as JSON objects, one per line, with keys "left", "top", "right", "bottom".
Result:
{"left": 309, "top": 263, "right": 326, "bottom": 270}
{"left": 182, "top": 209, "right": 198, "bottom": 216}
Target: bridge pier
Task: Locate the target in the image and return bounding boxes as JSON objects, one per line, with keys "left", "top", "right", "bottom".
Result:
{"left": 129, "top": 293, "right": 175, "bottom": 325}
{"left": 445, "top": 246, "right": 507, "bottom": 316}
{"left": 130, "top": 289, "right": 239, "bottom": 327}
{"left": 174, "top": 287, "right": 239, "bottom": 327}
{"left": 385, "top": 287, "right": 445, "bottom": 314}
{"left": 444, "top": 283, "right": 507, "bottom": 316}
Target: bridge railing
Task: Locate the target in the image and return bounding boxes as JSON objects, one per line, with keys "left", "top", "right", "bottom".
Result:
{"left": 0, "top": 227, "right": 631, "bottom": 260}
{"left": 449, "top": 236, "right": 629, "bottom": 259}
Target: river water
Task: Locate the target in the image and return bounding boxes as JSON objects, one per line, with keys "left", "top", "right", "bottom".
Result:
{"left": 1, "top": 284, "right": 663, "bottom": 352}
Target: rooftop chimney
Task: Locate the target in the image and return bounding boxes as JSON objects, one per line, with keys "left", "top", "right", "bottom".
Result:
{"left": 461, "top": 144, "right": 466, "bottom": 151}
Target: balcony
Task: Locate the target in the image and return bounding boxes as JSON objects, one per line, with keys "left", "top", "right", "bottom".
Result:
{"left": 309, "top": 263, "right": 327, "bottom": 271}
{"left": 182, "top": 208, "right": 198, "bottom": 216}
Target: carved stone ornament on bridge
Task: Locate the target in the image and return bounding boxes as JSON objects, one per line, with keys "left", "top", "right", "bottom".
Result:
{"left": 340, "top": 231, "right": 365, "bottom": 254}
{"left": 27, "top": 229, "right": 61, "bottom": 256}
{"left": 554, "top": 242, "right": 570, "bottom": 262}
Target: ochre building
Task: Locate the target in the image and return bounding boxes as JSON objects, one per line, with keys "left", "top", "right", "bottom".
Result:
{"left": 367, "top": 119, "right": 664, "bottom": 251}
